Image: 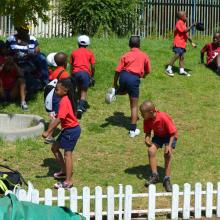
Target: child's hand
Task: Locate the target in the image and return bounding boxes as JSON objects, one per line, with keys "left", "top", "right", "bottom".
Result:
{"left": 49, "top": 112, "right": 56, "bottom": 119}
{"left": 145, "top": 137, "right": 152, "bottom": 147}
{"left": 191, "top": 42, "right": 197, "bottom": 48}
{"left": 42, "top": 131, "right": 49, "bottom": 138}
{"left": 165, "top": 145, "right": 172, "bottom": 156}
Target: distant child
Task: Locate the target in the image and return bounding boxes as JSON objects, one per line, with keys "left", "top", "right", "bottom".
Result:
{"left": 42, "top": 78, "right": 80, "bottom": 189}
{"left": 0, "top": 56, "right": 28, "bottom": 111}
{"left": 70, "top": 35, "right": 96, "bottom": 119}
{"left": 165, "top": 11, "right": 196, "bottom": 77}
{"left": 105, "top": 36, "right": 151, "bottom": 138}
{"left": 139, "top": 101, "right": 177, "bottom": 192}
{"left": 201, "top": 32, "right": 220, "bottom": 75}
{"left": 44, "top": 52, "right": 70, "bottom": 144}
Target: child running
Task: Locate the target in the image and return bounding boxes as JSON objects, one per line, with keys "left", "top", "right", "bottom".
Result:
{"left": 139, "top": 100, "right": 177, "bottom": 192}
{"left": 42, "top": 78, "right": 80, "bottom": 189}
{"left": 105, "top": 36, "right": 151, "bottom": 138}
{"left": 70, "top": 35, "right": 96, "bottom": 119}
{"left": 0, "top": 56, "right": 28, "bottom": 111}
{"left": 165, "top": 11, "right": 196, "bottom": 77}
{"left": 201, "top": 32, "right": 220, "bottom": 75}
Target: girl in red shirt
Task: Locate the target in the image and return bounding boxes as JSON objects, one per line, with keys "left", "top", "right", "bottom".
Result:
{"left": 42, "top": 78, "right": 80, "bottom": 189}
{"left": 0, "top": 56, "right": 28, "bottom": 111}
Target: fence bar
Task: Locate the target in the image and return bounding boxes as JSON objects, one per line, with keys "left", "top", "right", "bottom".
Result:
{"left": 183, "top": 183, "right": 191, "bottom": 219}
{"left": 95, "top": 186, "right": 103, "bottom": 220}
{"left": 206, "top": 182, "right": 213, "bottom": 218}
{"left": 194, "top": 182, "right": 202, "bottom": 219}
{"left": 124, "top": 185, "right": 133, "bottom": 220}
{"left": 171, "top": 184, "right": 179, "bottom": 219}
{"left": 82, "top": 186, "right": 90, "bottom": 220}
{"left": 148, "top": 184, "right": 156, "bottom": 220}
{"left": 107, "top": 186, "right": 114, "bottom": 220}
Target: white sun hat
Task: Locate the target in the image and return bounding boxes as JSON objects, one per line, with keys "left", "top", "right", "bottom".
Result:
{"left": 77, "top": 35, "right": 90, "bottom": 46}
{"left": 47, "top": 52, "right": 57, "bottom": 67}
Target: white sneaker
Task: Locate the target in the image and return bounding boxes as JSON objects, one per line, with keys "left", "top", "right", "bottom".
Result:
{"left": 129, "top": 128, "right": 140, "bottom": 138}
{"left": 179, "top": 71, "right": 191, "bottom": 77}
{"left": 105, "top": 88, "right": 116, "bottom": 104}
{"left": 165, "top": 69, "right": 174, "bottom": 77}
{"left": 21, "top": 102, "right": 29, "bottom": 111}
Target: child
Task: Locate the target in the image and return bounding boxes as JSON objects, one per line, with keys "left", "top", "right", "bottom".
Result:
{"left": 105, "top": 35, "right": 151, "bottom": 138}
{"left": 45, "top": 52, "right": 70, "bottom": 144}
{"left": 70, "top": 35, "right": 96, "bottom": 119}
{"left": 139, "top": 100, "right": 177, "bottom": 192}
{"left": 42, "top": 78, "right": 80, "bottom": 189}
{"left": 201, "top": 32, "right": 220, "bottom": 75}
{"left": 165, "top": 11, "right": 196, "bottom": 77}
{"left": 0, "top": 56, "right": 28, "bottom": 111}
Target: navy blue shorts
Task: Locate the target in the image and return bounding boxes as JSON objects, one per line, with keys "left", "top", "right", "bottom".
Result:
{"left": 73, "top": 72, "right": 90, "bottom": 89}
{"left": 152, "top": 135, "right": 177, "bottom": 149}
{"left": 57, "top": 126, "right": 81, "bottom": 151}
{"left": 118, "top": 71, "right": 140, "bottom": 98}
{"left": 173, "top": 47, "right": 186, "bottom": 56}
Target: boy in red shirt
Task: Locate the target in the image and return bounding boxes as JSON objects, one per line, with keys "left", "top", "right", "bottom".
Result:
{"left": 0, "top": 56, "right": 28, "bottom": 111}
{"left": 165, "top": 11, "right": 196, "bottom": 77}
{"left": 70, "top": 35, "right": 95, "bottom": 119}
{"left": 140, "top": 100, "right": 177, "bottom": 192}
{"left": 106, "top": 36, "right": 151, "bottom": 138}
{"left": 201, "top": 32, "right": 220, "bottom": 75}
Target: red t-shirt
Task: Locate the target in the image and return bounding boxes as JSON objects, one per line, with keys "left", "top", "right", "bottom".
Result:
{"left": 49, "top": 66, "right": 69, "bottom": 81}
{"left": 115, "top": 48, "right": 151, "bottom": 78}
{"left": 0, "top": 68, "right": 18, "bottom": 90}
{"left": 70, "top": 48, "right": 95, "bottom": 76}
{"left": 201, "top": 43, "right": 220, "bottom": 65}
{"left": 57, "top": 96, "right": 79, "bottom": 129}
{"left": 173, "top": 19, "right": 188, "bottom": 49}
{"left": 144, "top": 111, "right": 178, "bottom": 138}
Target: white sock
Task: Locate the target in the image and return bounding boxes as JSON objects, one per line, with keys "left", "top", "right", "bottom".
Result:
{"left": 180, "top": 68, "right": 184, "bottom": 73}
{"left": 21, "top": 101, "right": 26, "bottom": 105}
{"left": 167, "top": 65, "right": 172, "bottom": 71}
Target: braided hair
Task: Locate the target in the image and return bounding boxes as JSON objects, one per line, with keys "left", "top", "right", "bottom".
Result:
{"left": 58, "top": 78, "right": 77, "bottom": 113}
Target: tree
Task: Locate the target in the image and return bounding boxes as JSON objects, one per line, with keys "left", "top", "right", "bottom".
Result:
{"left": 0, "top": 0, "right": 50, "bottom": 27}
{"left": 59, "top": 0, "right": 139, "bottom": 37}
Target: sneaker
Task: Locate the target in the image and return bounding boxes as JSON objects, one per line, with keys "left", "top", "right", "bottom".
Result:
{"left": 163, "top": 178, "right": 172, "bottom": 192}
{"left": 54, "top": 181, "right": 73, "bottom": 189}
{"left": 21, "top": 102, "right": 29, "bottom": 111}
{"left": 145, "top": 174, "right": 159, "bottom": 187}
{"left": 77, "top": 109, "right": 83, "bottom": 119}
{"left": 179, "top": 71, "right": 191, "bottom": 77}
{"left": 105, "top": 88, "right": 116, "bottom": 104}
{"left": 129, "top": 128, "right": 140, "bottom": 138}
{"left": 165, "top": 69, "right": 174, "bottom": 77}
{"left": 44, "top": 137, "right": 55, "bottom": 144}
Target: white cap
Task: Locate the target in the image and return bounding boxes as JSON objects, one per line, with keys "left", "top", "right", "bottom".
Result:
{"left": 77, "top": 35, "right": 90, "bottom": 46}
{"left": 47, "top": 52, "right": 57, "bottom": 67}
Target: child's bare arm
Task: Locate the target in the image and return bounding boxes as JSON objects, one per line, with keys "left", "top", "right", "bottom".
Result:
{"left": 91, "top": 64, "right": 95, "bottom": 77}
{"left": 185, "top": 23, "right": 196, "bottom": 33}
{"left": 145, "top": 133, "right": 152, "bottom": 147}
{"left": 42, "top": 118, "right": 61, "bottom": 138}
{"left": 188, "top": 37, "right": 197, "bottom": 48}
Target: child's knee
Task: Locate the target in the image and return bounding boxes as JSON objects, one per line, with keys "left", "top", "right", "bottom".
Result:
{"left": 164, "top": 152, "right": 172, "bottom": 160}
{"left": 64, "top": 151, "right": 72, "bottom": 159}
{"left": 51, "top": 143, "right": 59, "bottom": 153}
{"left": 148, "top": 146, "right": 157, "bottom": 157}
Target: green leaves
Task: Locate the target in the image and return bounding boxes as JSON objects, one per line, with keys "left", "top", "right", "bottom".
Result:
{"left": 0, "top": 0, "right": 50, "bottom": 27}
{"left": 59, "top": 0, "right": 139, "bottom": 37}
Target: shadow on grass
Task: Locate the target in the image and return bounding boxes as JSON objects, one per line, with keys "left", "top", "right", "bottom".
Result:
{"left": 124, "top": 164, "right": 165, "bottom": 183}
{"left": 35, "top": 158, "right": 60, "bottom": 178}
{"left": 100, "top": 111, "right": 130, "bottom": 130}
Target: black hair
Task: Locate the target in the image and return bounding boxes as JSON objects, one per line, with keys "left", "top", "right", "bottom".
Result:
{"left": 58, "top": 78, "right": 77, "bottom": 113}
{"left": 54, "top": 52, "right": 67, "bottom": 66}
{"left": 78, "top": 44, "right": 87, "bottom": 48}
{"left": 129, "top": 36, "right": 140, "bottom": 48}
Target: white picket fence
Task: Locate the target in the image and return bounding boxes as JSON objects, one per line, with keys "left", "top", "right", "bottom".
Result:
{"left": 7, "top": 182, "right": 220, "bottom": 219}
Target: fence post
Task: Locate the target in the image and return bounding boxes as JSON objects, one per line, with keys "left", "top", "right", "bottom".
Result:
{"left": 183, "top": 183, "right": 191, "bottom": 219}
{"left": 171, "top": 184, "right": 179, "bottom": 220}
{"left": 17, "top": 189, "right": 28, "bottom": 201}
{"left": 44, "top": 188, "right": 53, "bottom": 206}
{"left": 107, "top": 186, "right": 114, "bottom": 220}
{"left": 148, "top": 184, "right": 156, "bottom": 220}
{"left": 205, "top": 182, "right": 213, "bottom": 218}
{"left": 217, "top": 182, "right": 220, "bottom": 217}
{"left": 95, "top": 186, "right": 103, "bottom": 220}
{"left": 124, "top": 185, "right": 132, "bottom": 220}
{"left": 31, "top": 189, "right": 40, "bottom": 204}
{"left": 118, "top": 184, "right": 123, "bottom": 220}
{"left": 83, "top": 186, "right": 90, "bottom": 220}
{"left": 70, "top": 187, "right": 78, "bottom": 213}
{"left": 194, "top": 182, "right": 202, "bottom": 219}
{"left": 57, "top": 188, "right": 65, "bottom": 207}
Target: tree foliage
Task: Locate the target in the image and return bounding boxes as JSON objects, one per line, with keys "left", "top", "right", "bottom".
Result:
{"left": 59, "top": 0, "right": 139, "bottom": 37}
{"left": 0, "top": 0, "right": 50, "bottom": 27}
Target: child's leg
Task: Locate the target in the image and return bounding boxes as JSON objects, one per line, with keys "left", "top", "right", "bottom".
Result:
{"left": 129, "top": 96, "right": 138, "bottom": 130}
{"left": 169, "top": 53, "right": 180, "bottom": 66}
{"left": 148, "top": 144, "right": 158, "bottom": 174}
{"left": 64, "top": 150, "right": 73, "bottom": 184}
{"left": 10, "top": 78, "right": 26, "bottom": 102}
{"left": 179, "top": 55, "right": 184, "bottom": 69}
{"left": 51, "top": 142, "right": 66, "bottom": 174}
{"left": 164, "top": 144, "right": 173, "bottom": 177}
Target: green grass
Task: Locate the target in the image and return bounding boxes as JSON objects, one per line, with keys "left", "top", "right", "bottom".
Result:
{"left": 1, "top": 37, "right": 219, "bottom": 200}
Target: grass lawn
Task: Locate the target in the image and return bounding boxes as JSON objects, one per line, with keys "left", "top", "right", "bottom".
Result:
{"left": 1, "top": 37, "right": 220, "bottom": 204}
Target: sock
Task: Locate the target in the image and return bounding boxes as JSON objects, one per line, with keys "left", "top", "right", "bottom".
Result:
{"left": 163, "top": 176, "right": 170, "bottom": 181}
{"left": 130, "top": 124, "right": 136, "bottom": 131}
{"left": 180, "top": 67, "right": 184, "bottom": 73}
{"left": 167, "top": 65, "right": 172, "bottom": 71}
{"left": 21, "top": 101, "right": 26, "bottom": 105}
{"left": 152, "top": 172, "right": 158, "bottom": 176}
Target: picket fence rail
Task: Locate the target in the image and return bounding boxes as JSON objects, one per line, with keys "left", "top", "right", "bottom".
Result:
{"left": 6, "top": 182, "right": 220, "bottom": 219}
